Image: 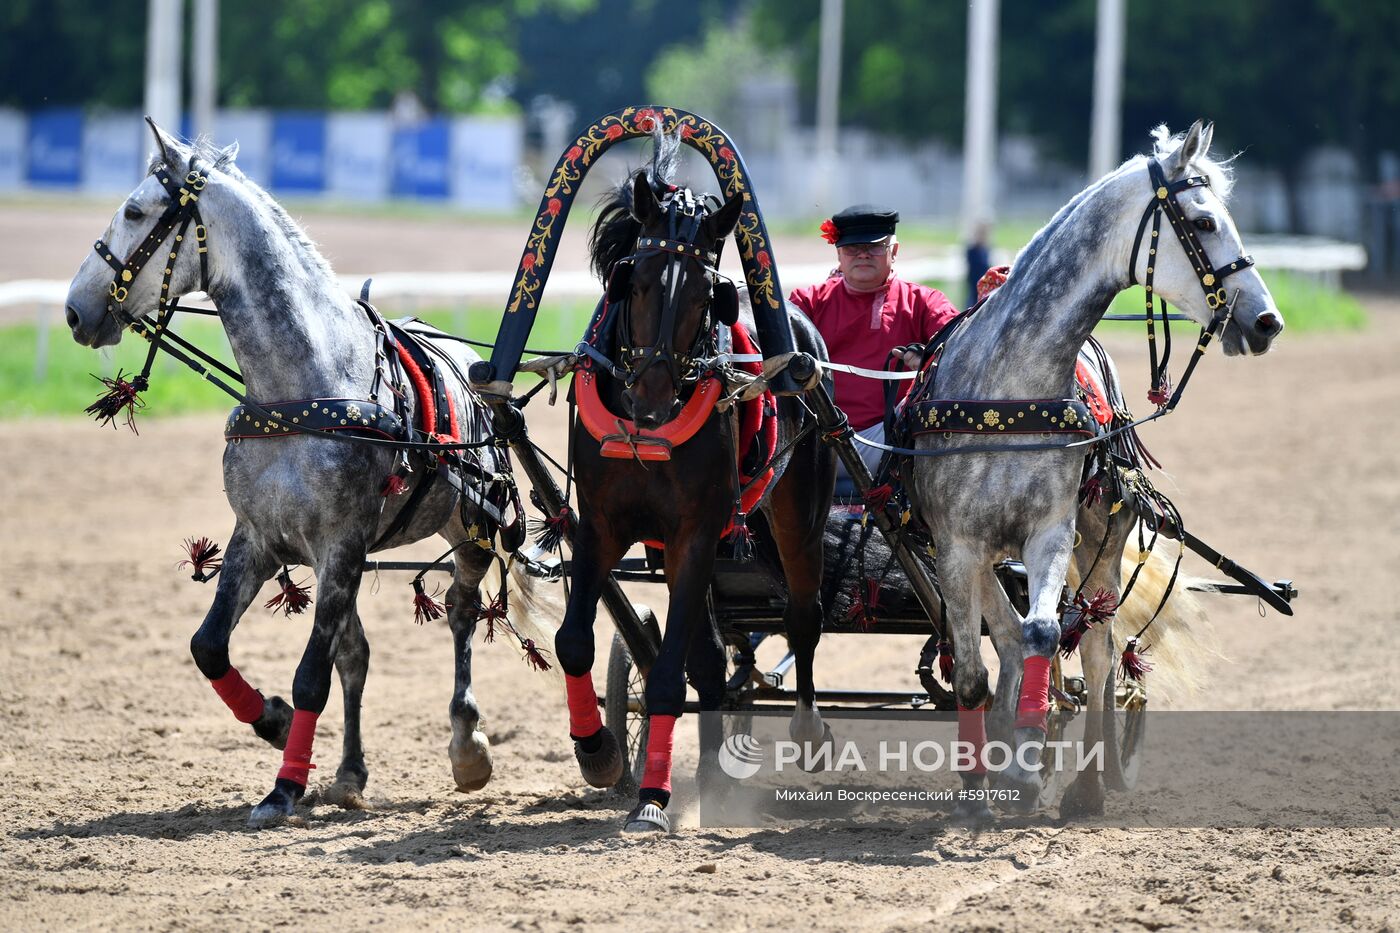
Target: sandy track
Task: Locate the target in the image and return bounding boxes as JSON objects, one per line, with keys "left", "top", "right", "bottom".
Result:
{"left": 1, "top": 306, "right": 1398, "bottom": 931}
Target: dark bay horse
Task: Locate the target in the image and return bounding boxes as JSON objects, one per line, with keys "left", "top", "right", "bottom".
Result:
{"left": 555, "top": 136, "right": 836, "bottom": 832}
{"left": 63, "top": 120, "right": 554, "bottom": 827}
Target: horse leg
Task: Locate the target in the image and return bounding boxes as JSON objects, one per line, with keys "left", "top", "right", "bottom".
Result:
{"left": 763, "top": 477, "right": 831, "bottom": 755}
{"left": 555, "top": 514, "right": 629, "bottom": 789}
{"left": 994, "top": 517, "right": 1076, "bottom": 811}
{"left": 938, "top": 543, "right": 995, "bottom": 823}
{"left": 321, "top": 609, "right": 370, "bottom": 809}
{"left": 1061, "top": 502, "right": 1133, "bottom": 818}
{"left": 247, "top": 541, "right": 364, "bottom": 829}
{"left": 624, "top": 533, "right": 720, "bottom": 834}
{"left": 445, "top": 544, "right": 496, "bottom": 793}
{"left": 187, "top": 524, "right": 290, "bottom": 747}
{"left": 685, "top": 589, "right": 726, "bottom": 802}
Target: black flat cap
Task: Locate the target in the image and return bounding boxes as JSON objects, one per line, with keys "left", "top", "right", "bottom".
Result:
{"left": 831, "top": 204, "right": 899, "bottom": 247}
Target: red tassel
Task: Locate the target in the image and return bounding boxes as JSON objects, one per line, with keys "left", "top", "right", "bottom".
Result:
{"left": 1079, "top": 473, "right": 1105, "bottom": 508}
{"left": 85, "top": 370, "right": 148, "bottom": 432}
{"left": 522, "top": 638, "right": 552, "bottom": 672}
{"left": 937, "top": 638, "right": 955, "bottom": 684}
{"left": 1060, "top": 588, "right": 1118, "bottom": 657}
{"left": 1120, "top": 637, "right": 1153, "bottom": 682}
{"left": 726, "top": 514, "right": 755, "bottom": 562}
{"left": 176, "top": 536, "right": 223, "bottom": 582}
{"left": 411, "top": 578, "right": 448, "bottom": 624}
{"left": 845, "top": 577, "right": 880, "bottom": 631}
{"left": 380, "top": 473, "right": 408, "bottom": 497}
{"left": 1147, "top": 376, "right": 1173, "bottom": 408}
{"left": 482, "top": 592, "right": 509, "bottom": 641}
{"left": 265, "top": 568, "right": 312, "bottom": 616}
{"left": 863, "top": 483, "right": 894, "bottom": 513}
{"left": 529, "top": 506, "right": 571, "bottom": 552}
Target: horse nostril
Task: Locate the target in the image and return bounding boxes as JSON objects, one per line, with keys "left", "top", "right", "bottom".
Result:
{"left": 1255, "top": 311, "right": 1283, "bottom": 336}
{"left": 66, "top": 304, "right": 81, "bottom": 331}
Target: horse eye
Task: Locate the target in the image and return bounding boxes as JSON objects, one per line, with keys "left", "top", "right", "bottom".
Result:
{"left": 124, "top": 204, "right": 145, "bottom": 221}
{"left": 1193, "top": 217, "right": 1216, "bottom": 233}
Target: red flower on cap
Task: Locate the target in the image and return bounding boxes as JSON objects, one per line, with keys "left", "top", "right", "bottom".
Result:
{"left": 564, "top": 145, "right": 583, "bottom": 162}
{"left": 756, "top": 250, "right": 771, "bottom": 269}
{"left": 521, "top": 252, "right": 536, "bottom": 271}
{"left": 635, "top": 109, "right": 657, "bottom": 132}
{"left": 605, "top": 124, "right": 625, "bottom": 140}
{"left": 679, "top": 124, "right": 694, "bottom": 139}
{"left": 546, "top": 198, "right": 562, "bottom": 217}
{"left": 718, "top": 146, "right": 734, "bottom": 162}
{"left": 820, "top": 218, "right": 839, "bottom": 245}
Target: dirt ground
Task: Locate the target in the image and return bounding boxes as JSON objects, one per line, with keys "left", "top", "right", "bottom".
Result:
{"left": 2, "top": 231, "right": 1399, "bottom": 929}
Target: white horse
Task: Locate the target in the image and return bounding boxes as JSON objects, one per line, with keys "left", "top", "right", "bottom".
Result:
{"left": 909, "top": 121, "right": 1283, "bottom": 818}
{"left": 64, "top": 120, "right": 554, "bottom": 827}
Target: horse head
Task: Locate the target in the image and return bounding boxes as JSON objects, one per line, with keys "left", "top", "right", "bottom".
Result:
{"left": 1129, "top": 120, "right": 1283, "bottom": 356}
{"left": 65, "top": 118, "right": 238, "bottom": 348}
{"left": 614, "top": 170, "right": 743, "bottom": 429}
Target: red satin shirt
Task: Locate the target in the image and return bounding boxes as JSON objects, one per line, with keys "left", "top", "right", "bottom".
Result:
{"left": 790, "top": 274, "right": 958, "bottom": 430}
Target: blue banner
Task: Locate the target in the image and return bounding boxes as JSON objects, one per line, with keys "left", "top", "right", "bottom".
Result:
{"left": 270, "top": 113, "right": 326, "bottom": 193}
{"left": 391, "top": 118, "right": 450, "bottom": 200}
{"left": 26, "top": 108, "right": 83, "bottom": 187}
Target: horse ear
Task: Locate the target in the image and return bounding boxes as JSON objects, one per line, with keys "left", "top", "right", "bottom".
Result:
{"left": 631, "top": 172, "right": 661, "bottom": 226}
{"left": 219, "top": 140, "right": 240, "bottom": 166}
{"left": 703, "top": 190, "right": 744, "bottom": 244}
{"left": 145, "top": 116, "right": 183, "bottom": 169}
{"left": 1198, "top": 122, "right": 1215, "bottom": 160}
{"left": 1168, "top": 119, "right": 1207, "bottom": 176}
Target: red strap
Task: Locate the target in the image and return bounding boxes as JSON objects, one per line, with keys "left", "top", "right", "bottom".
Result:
{"left": 564, "top": 672, "right": 603, "bottom": 738}
{"left": 956, "top": 705, "right": 988, "bottom": 775}
{"left": 640, "top": 714, "right": 677, "bottom": 793}
{"left": 210, "top": 667, "right": 264, "bottom": 724}
{"left": 393, "top": 343, "right": 459, "bottom": 441}
{"left": 277, "top": 709, "right": 319, "bottom": 787}
{"left": 1016, "top": 655, "right": 1053, "bottom": 731}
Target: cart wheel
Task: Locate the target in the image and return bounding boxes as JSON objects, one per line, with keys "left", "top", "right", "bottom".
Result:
{"left": 1106, "top": 678, "right": 1148, "bottom": 791}
{"left": 605, "top": 605, "right": 660, "bottom": 793}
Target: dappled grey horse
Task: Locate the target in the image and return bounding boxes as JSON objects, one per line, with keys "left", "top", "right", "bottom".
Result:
{"left": 64, "top": 120, "right": 552, "bottom": 827}
{"left": 909, "top": 121, "right": 1284, "bottom": 816}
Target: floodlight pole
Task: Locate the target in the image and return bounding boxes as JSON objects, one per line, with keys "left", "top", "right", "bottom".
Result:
{"left": 192, "top": 0, "right": 219, "bottom": 140}
{"left": 815, "top": 0, "right": 843, "bottom": 207}
{"left": 960, "top": 0, "right": 999, "bottom": 241}
{"left": 1089, "top": 0, "right": 1126, "bottom": 181}
{"left": 144, "top": 0, "right": 184, "bottom": 132}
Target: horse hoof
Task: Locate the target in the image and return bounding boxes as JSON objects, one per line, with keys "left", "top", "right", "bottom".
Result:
{"left": 252, "top": 695, "right": 293, "bottom": 750}
{"left": 622, "top": 801, "right": 672, "bottom": 834}
{"left": 993, "top": 771, "right": 1042, "bottom": 815}
{"left": 322, "top": 782, "right": 369, "bottom": 811}
{"left": 798, "top": 724, "right": 836, "bottom": 774}
{"left": 247, "top": 780, "right": 301, "bottom": 829}
{"left": 575, "top": 727, "right": 624, "bottom": 789}
{"left": 950, "top": 801, "right": 996, "bottom": 827}
{"left": 1058, "top": 777, "right": 1105, "bottom": 819}
{"left": 450, "top": 729, "right": 494, "bottom": 793}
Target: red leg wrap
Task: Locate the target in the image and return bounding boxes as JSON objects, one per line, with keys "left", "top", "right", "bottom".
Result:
{"left": 640, "top": 714, "right": 677, "bottom": 794}
{"left": 276, "top": 709, "right": 319, "bottom": 787}
{"left": 564, "top": 672, "right": 603, "bottom": 738}
{"left": 957, "top": 705, "right": 988, "bottom": 775}
{"left": 1016, "top": 655, "right": 1052, "bottom": 731}
{"left": 210, "top": 667, "right": 265, "bottom": 724}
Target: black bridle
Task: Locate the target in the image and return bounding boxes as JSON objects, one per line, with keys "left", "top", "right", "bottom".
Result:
{"left": 1128, "top": 156, "right": 1255, "bottom": 405}
{"left": 89, "top": 159, "right": 213, "bottom": 396}
{"left": 614, "top": 187, "right": 728, "bottom": 391}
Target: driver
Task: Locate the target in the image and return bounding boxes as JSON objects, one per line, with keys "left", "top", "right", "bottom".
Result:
{"left": 789, "top": 205, "right": 959, "bottom": 478}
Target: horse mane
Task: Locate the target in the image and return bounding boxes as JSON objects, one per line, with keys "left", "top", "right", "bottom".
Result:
{"left": 1009, "top": 123, "right": 1234, "bottom": 275}
{"left": 147, "top": 135, "right": 335, "bottom": 282}
{"left": 587, "top": 127, "right": 685, "bottom": 283}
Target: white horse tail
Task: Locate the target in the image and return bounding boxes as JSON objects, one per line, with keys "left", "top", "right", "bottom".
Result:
{"left": 489, "top": 554, "right": 564, "bottom": 684}
{"left": 1112, "top": 532, "right": 1223, "bottom": 706}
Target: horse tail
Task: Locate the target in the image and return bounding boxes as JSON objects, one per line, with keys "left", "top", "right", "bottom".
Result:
{"left": 488, "top": 556, "right": 564, "bottom": 684}
{"left": 1112, "top": 532, "right": 1223, "bottom": 706}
